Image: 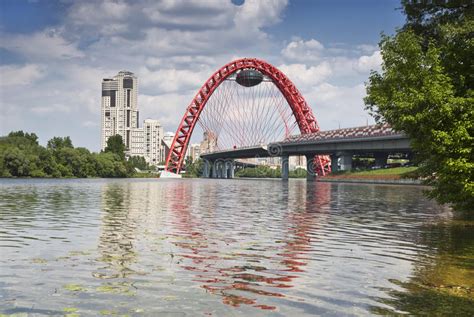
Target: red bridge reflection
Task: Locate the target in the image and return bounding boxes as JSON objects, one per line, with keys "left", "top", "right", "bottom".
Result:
{"left": 167, "top": 181, "right": 331, "bottom": 311}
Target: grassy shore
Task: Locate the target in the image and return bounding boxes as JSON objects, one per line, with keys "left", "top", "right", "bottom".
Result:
{"left": 322, "top": 166, "right": 419, "bottom": 180}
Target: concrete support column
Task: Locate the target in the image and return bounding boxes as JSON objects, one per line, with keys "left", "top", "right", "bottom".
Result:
{"left": 374, "top": 152, "right": 388, "bottom": 168}
{"left": 202, "top": 159, "right": 210, "bottom": 178}
{"left": 330, "top": 154, "right": 338, "bottom": 172}
{"left": 339, "top": 152, "right": 353, "bottom": 171}
{"left": 217, "top": 161, "right": 223, "bottom": 178}
{"left": 226, "top": 160, "right": 235, "bottom": 179}
{"left": 281, "top": 155, "right": 289, "bottom": 181}
{"left": 305, "top": 154, "right": 316, "bottom": 181}
{"left": 211, "top": 161, "right": 218, "bottom": 178}
{"left": 221, "top": 161, "right": 228, "bottom": 179}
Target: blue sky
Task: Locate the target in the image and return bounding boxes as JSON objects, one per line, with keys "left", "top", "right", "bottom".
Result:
{"left": 0, "top": 0, "right": 405, "bottom": 151}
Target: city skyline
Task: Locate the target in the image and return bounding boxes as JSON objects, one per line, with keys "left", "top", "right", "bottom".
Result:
{"left": 0, "top": 0, "right": 405, "bottom": 151}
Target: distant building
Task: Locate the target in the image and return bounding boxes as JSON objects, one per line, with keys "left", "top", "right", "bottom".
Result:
{"left": 101, "top": 71, "right": 139, "bottom": 152}
{"left": 199, "top": 131, "right": 217, "bottom": 154}
{"left": 186, "top": 143, "right": 201, "bottom": 162}
{"left": 163, "top": 132, "right": 175, "bottom": 148}
{"left": 130, "top": 119, "right": 165, "bottom": 165}
{"left": 289, "top": 155, "right": 306, "bottom": 171}
{"left": 100, "top": 71, "right": 165, "bottom": 166}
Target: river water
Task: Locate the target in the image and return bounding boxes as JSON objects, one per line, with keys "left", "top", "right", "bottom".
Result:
{"left": 0, "top": 178, "right": 472, "bottom": 316}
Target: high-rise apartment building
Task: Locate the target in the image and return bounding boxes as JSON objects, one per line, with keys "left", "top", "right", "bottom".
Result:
{"left": 199, "top": 131, "right": 217, "bottom": 154}
{"left": 101, "top": 71, "right": 165, "bottom": 166}
{"left": 130, "top": 119, "right": 165, "bottom": 164}
{"left": 101, "top": 71, "right": 139, "bottom": 151}
{"left": 186, "top": 144, "right": 201, "bottom": 163}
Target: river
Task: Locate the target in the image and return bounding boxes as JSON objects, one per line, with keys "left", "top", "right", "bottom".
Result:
{"left": 0, "top": 178, "right": 472, "bottom": 316}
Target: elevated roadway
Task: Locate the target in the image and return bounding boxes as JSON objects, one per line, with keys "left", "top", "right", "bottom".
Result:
{"left": 200, "top": 124, "right": 412, "bottom": 179}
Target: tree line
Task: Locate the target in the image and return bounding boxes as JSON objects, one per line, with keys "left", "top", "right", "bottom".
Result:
{"left": 0, "top": 132, "right": 152, "bottom": 178}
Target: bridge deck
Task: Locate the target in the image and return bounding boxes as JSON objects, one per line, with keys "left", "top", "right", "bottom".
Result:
{"left": 200, "top": 124, "right": 410, "bottom": 160}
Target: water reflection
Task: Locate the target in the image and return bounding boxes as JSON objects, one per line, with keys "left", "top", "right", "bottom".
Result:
{"left": 0, "top": 179, "right": 472, "bottom": 316}
{"left": 372, "top": 221, "right": 474, "bottom": 315}
{"left": 96, "top": 183, "right": 137, "bottom": 280}
{"left": 164, "top": 181, "right": 332, "bottom": 310}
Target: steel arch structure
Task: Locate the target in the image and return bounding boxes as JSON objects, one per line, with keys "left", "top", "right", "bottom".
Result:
{"left": 165, "top": 58, "right": 330, "bottom": 175}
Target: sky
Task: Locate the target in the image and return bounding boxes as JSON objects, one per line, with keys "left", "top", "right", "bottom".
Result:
{"left": 0, "top": 0, "right": 405, "bottom": 151}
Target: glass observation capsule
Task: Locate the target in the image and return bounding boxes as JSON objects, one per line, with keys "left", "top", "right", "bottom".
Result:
{"left": 235, "top": 69, "right": 264, "bottom": 87}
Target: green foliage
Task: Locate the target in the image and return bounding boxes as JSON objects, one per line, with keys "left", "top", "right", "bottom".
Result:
{"left": 0, "top": 131, "right": 134, "bottom": 178}
{"left": 47, "top": 136, "right": 73, "bottom": 150}
{"left": 365, "top": 2, "right": 473, "bottom": 211}
{"left": 331, "top": 167, "right": 418, "bottom": 177}
{"left": 128, "top": 155, "right": 151, "bottom": 171}
{"left": 235, "top": 166, "right": 308, "bottom": 178}
{"left": 289, "top": 167, "right": 307, "bottom": 178}
{"left": 183, "top": 158, "right": 203, "bottom": 178}
{"left": 3, "top": 147, "right": 30, "bottom": 176}
{"left": 236, "top": 166, "right": 281, "bottom": 178}
{"left": 104, "top": 134, "right": 126, "bottom": 159}
{"left": 8, "top": 130, "right": 38, "bottom": 144}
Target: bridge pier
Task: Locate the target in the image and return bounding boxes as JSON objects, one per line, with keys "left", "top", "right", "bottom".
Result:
{"left": 211, "top": 160, "right": 218, "bottom": 178}
{"left": 305, "top": 154, "right": 316, "bottom": 181}
{"left": 281, "top": 155, "right": 289, "bottom": 181}
{"left": 226, "top": 160, "right": 235, "bottom": 179}
{"left": 217, "top": 161, "right": 225, "bottom": 178}
{"left": 221, "top": 161, "right": 228, "bottom": 179}
{"left": 202, "top": 159, "right": 211, "bottom": 178}
{"left": 339, "top": 152, "right": 353, "bottom": 171}
{"left": 330, "top": 154, "right": 339, "bottom": 172}
{"left": 204, "top": 159, "right": 235, "bottom": 179}
{"left": 374, "top": 152, "right": 388, "bottom": 168}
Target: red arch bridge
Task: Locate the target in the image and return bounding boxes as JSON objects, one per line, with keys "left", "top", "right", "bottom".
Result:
{"left": 164, "top": 58, "right": 412, "bottom": 180}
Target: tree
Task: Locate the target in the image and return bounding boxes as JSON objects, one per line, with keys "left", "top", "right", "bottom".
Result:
{"left": 365, "top": 2, "right": 473, "bottom": 211}
{"left": 47, "top": 136, "right": 73, "bottom": 150}
{"left": 3, "top": 148, "right": 30, "bottom": 176}
{"left": 184, "top": 158, "right": 203, "bottom": 177}
{"left": 104, "top": 134, "right": 126, "bottom": 159}
{"left": 8, "top": 131, "right": 38, "bottom": 144}
{"left": 128, "top": 156, "right": 150, "bottom": 170}
{"left": 1, "top": 131, "right": 135, "bottom": 178}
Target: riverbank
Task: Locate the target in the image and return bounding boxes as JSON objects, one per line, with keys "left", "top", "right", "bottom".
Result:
{"left": 318, "top": 178, "right": 422, "bottom": 185}
{"left": 318, "top": 166, "right": 421, "bottom": 184}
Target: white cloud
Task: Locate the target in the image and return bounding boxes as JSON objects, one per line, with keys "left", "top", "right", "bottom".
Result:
{"left": 281, "top": 39, "right": 324, "bottom": 63}
{"left": 354, "top": 50, "right": 382, "bottom": 73}
{"left": 0, "top": 64, "right": 44, "bottom": 86}
{"left": 278, "top": 62, "right": 332, "bottom": 90}
{"left": 0, "top": 29, "right": 84, "bottom": 60}
{"left": 138, "top": 66, "right": 209, "bottom": 94}
{"left": 31, "top": 103, "right": 72, "bottom": 114}
{"left": 356, "top": 44, "right": 379, "bottom": 54}
{"left": 144, "top": 0, "right": 236, "bottom": 30}
{"left": 304, "top": 83, "right": 374, "bottom": 130}
{"left": 139, "top": 93, "right": 193, "bottom": 128}
{"left": 82, "top": 121, "right": 99, "bottom": 127}
{"left": 234, "top": 0, "right": 288, "bottom": 29}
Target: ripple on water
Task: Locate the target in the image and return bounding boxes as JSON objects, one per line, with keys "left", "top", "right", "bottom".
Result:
{"left": 0, "top": 178, "right": 472, "bottom": 316}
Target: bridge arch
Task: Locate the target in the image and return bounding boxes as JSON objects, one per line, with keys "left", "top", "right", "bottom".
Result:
{"left": 165, "top": 58, "right": 327, "bottom": 174}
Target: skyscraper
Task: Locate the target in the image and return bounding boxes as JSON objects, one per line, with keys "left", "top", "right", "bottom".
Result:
{"left": 101, "top": 71, "right": 166, "bottom": 166}
{"left": 101, "top": 71, "right": 139, "bottom": 152}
